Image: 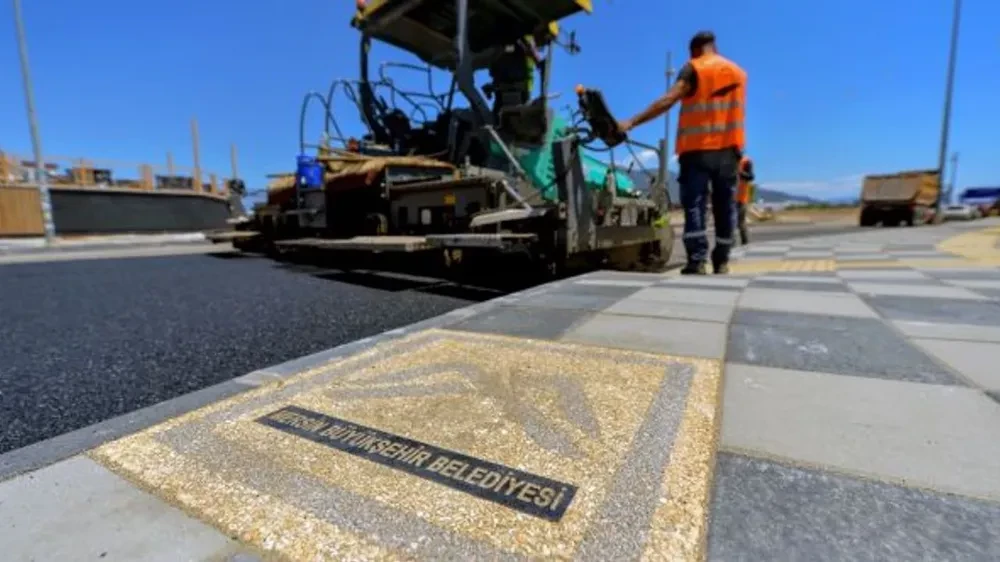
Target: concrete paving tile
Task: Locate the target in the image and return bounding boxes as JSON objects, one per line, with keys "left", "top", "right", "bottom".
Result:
{"left": 562, "top": 313, "right": 727, "bottom": 358}
{"left": 835, "top": 253, "right": 897, "bottom": 261}
{"left": 947, "top": 278, "right": 1000, "bottom": 290}
{"left": 604, "top": 297, "right": 734, "bottom": 323}
{"left": 555, "top": 282, "right": 645, "bottom": 299}
{"left": 884, "top": 244, "right": 941, "bottom": 251}
{"left": 0, "top": 456, "right": 250, "bottom": 562}
{"left": 708, "top": 453, "right": 1000, "bottom": 562}
{"left": 728, "top": 311, "right": 959, "bottom": 384}
{"left": 515, "top": 292, "right": 624, "bottom": 311}
{"left": 786, "top": 250, "right": 834, "bottom": 259}
{"left": 893, "top": 320, "right": 1000, "bottom": 343}
{"left": 746, "top": 244, "right": 790, "bottom": 253}
{"left": 838, "top": 268, "right": 931, "bottom": 280}
{"left": 572, "top": 270, "right": 664, "bottom": 284}
{"left": 448, "top": 305, "right": 593, "bottom": 340}
{"left": 627, "top": 286, "right": 741, "bottom": 307}
{"left": 849, "top": 282, "right": 990, "bottom": 300}
{"left": 571, "top": 278, "right": 656, "bottom": 288}
{"left": 755, "top": 274, "right": 840, "bottom": 283}
{"left": 738, "top": 288, "right": 878, "bottom": 317}
{"left": 889, "top": 250, "right": 957, "bottom": 258}
{"left": 656, "top": 276, "right": 750, "bottom": 289}
{"left": 920, "top": 267, "right": 1000, "bottom": 280}
{"left": 865, "top": 294, "right": 1000, "bottom": 327}
{"left": 721, "top": 364, "right": 1000, "bottom": 498}
{"left": 913, "top": 339, "right": 1000, "bottom": 390}
{"left": 972, "top": 288, "right": 1000, "bottom": 300}
{"left": 749, "top": 279, "right": 850, "bottom": 293}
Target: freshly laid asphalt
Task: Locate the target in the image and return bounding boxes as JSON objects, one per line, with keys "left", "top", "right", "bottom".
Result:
{"left": 0, "top": 252, "right": 482, "bottom": 454}
{"left": 0, "top": 221, "right": 857, "bottom": 455}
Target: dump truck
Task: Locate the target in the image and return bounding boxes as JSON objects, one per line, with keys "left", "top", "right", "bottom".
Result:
{"left": 209, "top": 0, "right": 673, "bottom": 277}
{"left": 858, "top": 169, "right": 941, "bottom": 227}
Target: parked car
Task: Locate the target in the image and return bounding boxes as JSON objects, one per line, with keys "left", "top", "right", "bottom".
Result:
{"left": 941, "top": 204, "right": 981, "bottom": 221}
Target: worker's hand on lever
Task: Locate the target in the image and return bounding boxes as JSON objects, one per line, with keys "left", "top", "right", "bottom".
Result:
{"left": 616, "top": 119, "right": 634, "bottom": 136}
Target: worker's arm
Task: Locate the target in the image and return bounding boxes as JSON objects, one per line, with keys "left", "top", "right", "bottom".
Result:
{"left": 740, "top": 159, "right": 755, "bottom": 181}
{"left": 618, "top": 65, "right": 694, "bottom": 133}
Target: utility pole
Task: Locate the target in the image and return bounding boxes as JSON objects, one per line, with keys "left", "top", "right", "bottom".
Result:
{"left": 948, "top": 152, "right": 959, "bottom": 203}
{"left": 13, "top": 0, "right": 55, "bottom": 243}
{"left": 664, "top": 51, "right": 674, "bottom": 159}
{"left": 934, "top": 0, "right": 962, "bottom": 223}
{"left": 657, "top": 51, "right": 674, "bottom": 208}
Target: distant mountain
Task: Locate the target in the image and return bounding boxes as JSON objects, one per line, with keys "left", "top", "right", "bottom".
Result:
{"left": 626, "top": 170, "right": 826, "bottom": 207}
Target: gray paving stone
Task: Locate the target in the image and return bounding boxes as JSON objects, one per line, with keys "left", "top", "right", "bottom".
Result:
{"left": 562, "top": 313, "right": 727, "bottom": 358}
{"left": 626, "top": 286, "right": 741, "bottom": 307}
{"left": 651, "top": 281, "right": 743, "bottom": 292}
{"left": 838, "top": 268, "right": 931, "bottom": 280}
{"left": 920, "top": 267, "right": 1000, "bottom": 280}
{"left": 604, "top": 297, "right": 734, "bottom": 324}
{"left": 448, "top": 305, "right": 593, "bottom": 340}
{"left": 912, "top": 338, "right": 1000, "bottom": 390}
{"left": 514, "top": 292, "right": 624, "bottom": 311}
{"left": 656, "top": 276, "right": 750, "bottom": 289}
{"left": 786, "top": 250, "right": 834, "bottom": 259}
{"left": 722, "top": 364, "right": 1000, "bottom": 498}
{"left": 0, "top": 456, "right": 251, "bottom": 562}
{"left": 708, "top": 453, "right": 1000, "bottom": 562}
{"left": 888, "top": 250, "right": 956, "bottom": 258}
{"left": 893, "top": 320, "right": 1000, "bottom": 343}
{"left": 864, "top": 294, "right": 1000, "bottom": 327}
{"left": 883, "top": 244, "right": 941, "bottom": 251}
{"left": 749, "top": 280, "right": 850, "bottom": 293}
{"left": 572, "top": 271, "right": 663, "bottom": 285}
{"left": 556, "top": 282, "right": 646, "bottom": 299}
{"left": 570, "top": 278, "right": 655, "bottom": 289}
{"left": 849, "top": 282, "right": 989, "bottom": 300}
{"left": 728, "top": 311, "right": 959, "bottom": 384}
{"left": 835, "top": 253, "right": 898, "bottom": 261}
{"left": 738, "top": 288, "right": 878, "bottom": 317}
{"left": 947, "top": 278, "right": 1000, "bottom": 290}
{"left": 755, "top": 274, "right": 840, "bottom": 283}
{"left": 972, "top": 288, "right": 1000, "bottom": 300}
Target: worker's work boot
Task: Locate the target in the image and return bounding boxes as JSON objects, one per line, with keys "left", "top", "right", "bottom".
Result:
{"left": 681, "top": 262, "right": 707, "bottom": 275}
{"left": 713, "top": 262, "right": 730, "bottom": 275}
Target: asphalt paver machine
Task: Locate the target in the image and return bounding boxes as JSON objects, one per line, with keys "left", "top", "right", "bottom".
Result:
{"left": 213, "top": 0, "right": 673, "bottom": 276}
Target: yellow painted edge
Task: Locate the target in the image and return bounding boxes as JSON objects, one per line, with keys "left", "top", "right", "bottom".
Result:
{"left": 640, "top": 360, "right": 723, "bottom": 562}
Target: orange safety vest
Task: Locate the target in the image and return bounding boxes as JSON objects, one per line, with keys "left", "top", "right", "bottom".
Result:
{"left": 736, "top": 156, "right": 751, "bottom": 204}
{"left": 676, "top": 54, "right": 747, "bottom": 155}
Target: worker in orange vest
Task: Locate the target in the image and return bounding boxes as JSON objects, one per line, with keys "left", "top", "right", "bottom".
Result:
{"left": 618, "top": 31, "right": 747, "bottom": 274}
{"left": 736, "top": 155, "right": 754, "bottom": 245}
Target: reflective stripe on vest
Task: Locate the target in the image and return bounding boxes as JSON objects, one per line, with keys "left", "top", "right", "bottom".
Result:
{"left": 676, "top": 54, "right": 747, "bottom": 155}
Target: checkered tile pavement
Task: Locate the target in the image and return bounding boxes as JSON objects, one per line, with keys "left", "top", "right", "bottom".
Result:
{"left": 446, "top": 219, "right": 1000, "bottom": 560}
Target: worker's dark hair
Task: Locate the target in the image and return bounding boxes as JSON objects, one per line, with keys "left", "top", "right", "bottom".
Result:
{"left": 689, "top": 31, "right": 716, "bottom": 55}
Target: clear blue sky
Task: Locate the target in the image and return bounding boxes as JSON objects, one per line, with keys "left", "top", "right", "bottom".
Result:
{"left": 2, "top": 0, "right": 997, "bottom": 201}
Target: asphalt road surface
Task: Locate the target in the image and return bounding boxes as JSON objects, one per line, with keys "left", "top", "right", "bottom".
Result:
{"left": 0, "top": 221, "right": 858, "bottom": 455}
{"left": 0, "top": 250, "right": 487, "bottom": 454}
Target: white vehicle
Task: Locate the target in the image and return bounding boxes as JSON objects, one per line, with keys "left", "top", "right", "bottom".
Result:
{"left": 941, "top": 204, "right": 981, "bottom": 221}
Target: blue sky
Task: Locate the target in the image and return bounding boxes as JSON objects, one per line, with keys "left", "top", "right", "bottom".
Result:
{"left": 2, "top": 0, "right": 997, "bottom": 201}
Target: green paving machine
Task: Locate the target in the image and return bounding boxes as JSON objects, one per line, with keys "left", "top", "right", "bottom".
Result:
{"left": 211, "top": 0, "right": 673, "bottom": 276}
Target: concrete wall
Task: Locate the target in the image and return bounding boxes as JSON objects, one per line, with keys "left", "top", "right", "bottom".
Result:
{"left": 50, "top": 188, "right": 230, "bottom": 234}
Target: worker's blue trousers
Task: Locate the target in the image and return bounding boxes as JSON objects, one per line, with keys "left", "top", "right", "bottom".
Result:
{"left": 679, "top": 162, "right": 738, "bottom": 266}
